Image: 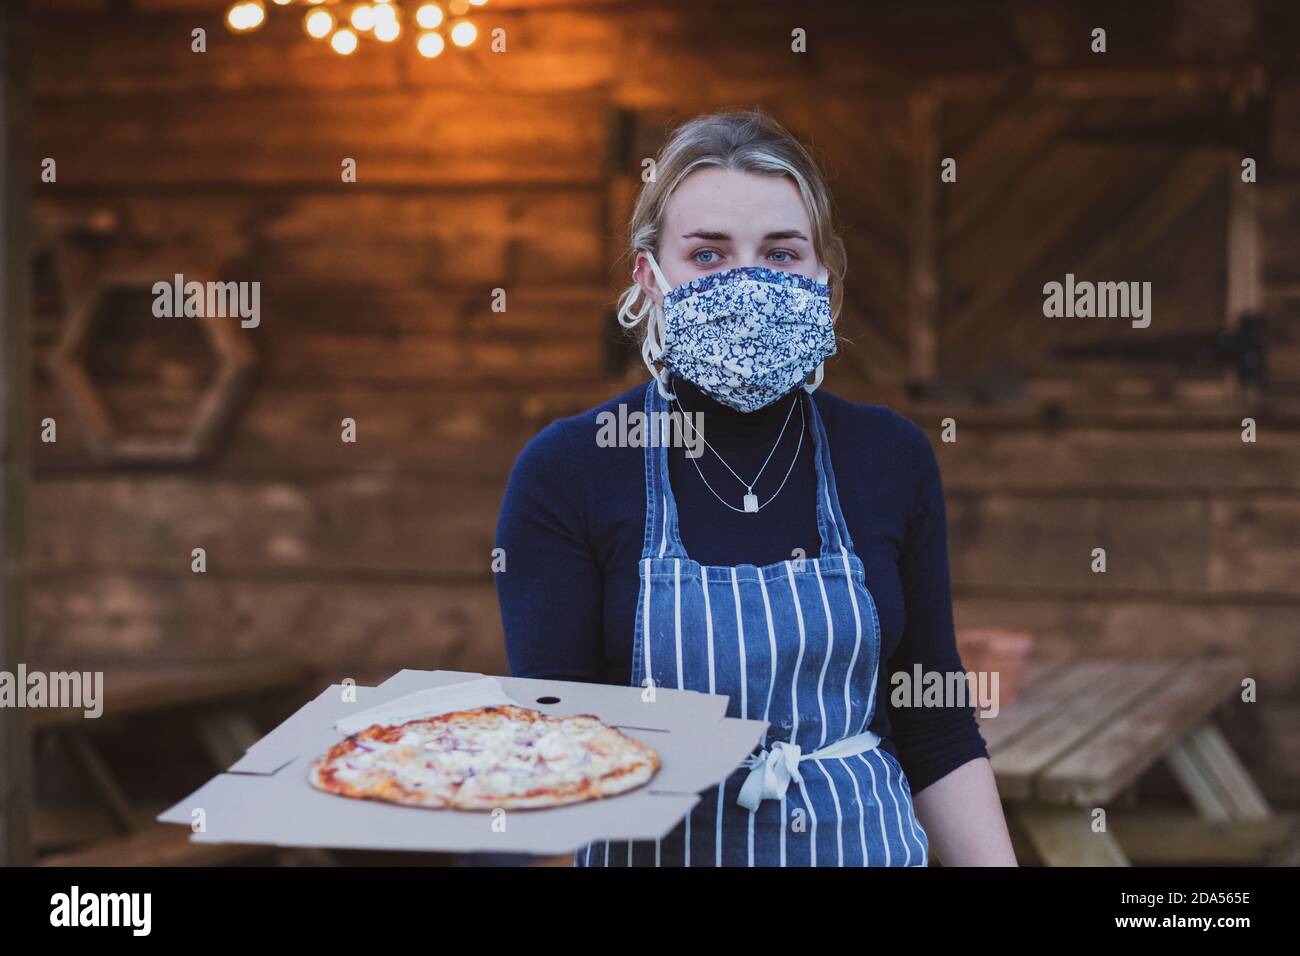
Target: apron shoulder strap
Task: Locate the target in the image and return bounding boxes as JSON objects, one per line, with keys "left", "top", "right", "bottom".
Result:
{"left": 807, "top": 392, "right": 857, "bottom": 558}
{"left": 641, "top": 381, "right": 688, "bottom": 560}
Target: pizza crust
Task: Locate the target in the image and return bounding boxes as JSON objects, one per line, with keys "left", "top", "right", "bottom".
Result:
{"left": 308, "top": 704, "right": 659, "bottom": 811}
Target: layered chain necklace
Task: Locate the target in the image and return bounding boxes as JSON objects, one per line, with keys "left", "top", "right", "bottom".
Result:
{"left": 672, "top": 390, "right": 805, "bottom": 514}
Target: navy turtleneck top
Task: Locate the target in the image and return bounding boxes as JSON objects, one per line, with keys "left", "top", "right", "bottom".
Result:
{"left": 493, "top": 374, "right": 988, "bottom": 795}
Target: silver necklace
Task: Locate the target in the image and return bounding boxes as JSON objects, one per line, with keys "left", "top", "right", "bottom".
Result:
{"left": 673, "top": 391, "right": 805, "bottom": 514}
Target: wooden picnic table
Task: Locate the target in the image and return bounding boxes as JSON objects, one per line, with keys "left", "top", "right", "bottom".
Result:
{"left": 979, "top": 655, "right": 1289, "bottom": 866}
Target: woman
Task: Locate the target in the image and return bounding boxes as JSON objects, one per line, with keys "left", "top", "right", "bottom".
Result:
{"left": 494, "top": 109, "right": 1016, "bottom": 866}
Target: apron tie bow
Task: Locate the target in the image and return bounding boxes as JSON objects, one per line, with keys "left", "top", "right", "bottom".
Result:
{"left": 737, "top": 741, "right": 804, "bottom": 812}
{"left": 736, "top": 731, "right": 884, "bottom": 813}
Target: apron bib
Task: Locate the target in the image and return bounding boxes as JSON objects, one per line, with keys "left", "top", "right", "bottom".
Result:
{"left": 576, "top": 382, "right": 929, "bottom": 866}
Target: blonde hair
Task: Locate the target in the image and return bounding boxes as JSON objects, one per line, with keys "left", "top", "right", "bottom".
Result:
{"left": 615, "top": 107, "right": 846, "bottom": 397}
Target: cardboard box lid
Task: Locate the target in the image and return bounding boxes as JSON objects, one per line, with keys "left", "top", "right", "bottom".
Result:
{"left": 158, "top": 670, "right": 767, "bottom": 855}
{"left": 380, "top": 669, "right": 732, "bottom": 731}
{"left": 229, "top": 682, "right": 384, "bottom": 775}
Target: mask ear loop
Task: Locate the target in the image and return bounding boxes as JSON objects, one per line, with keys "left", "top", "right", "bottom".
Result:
{"left": 617, "top": 251, "right": 676, "bottom": 401}
{"left": 641, "top": 251, "right": 676, "bottom": 401}
{"left": 804, "top": 361, "right": 825, "bottom": 393}
{"left": 803, "top": 267, "right": 830, "bottom": 393}
{"left": 644, "top": 250, "right": 674, "bottom": 297}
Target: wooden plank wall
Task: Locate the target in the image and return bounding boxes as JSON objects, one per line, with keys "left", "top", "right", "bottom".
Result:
{"left": 26, "top": 0, "right": 1300, "bottom": 800}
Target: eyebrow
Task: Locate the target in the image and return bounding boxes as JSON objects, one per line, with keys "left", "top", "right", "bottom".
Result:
{"left": 681, "top": 229, "right": 810, "bottom": 242}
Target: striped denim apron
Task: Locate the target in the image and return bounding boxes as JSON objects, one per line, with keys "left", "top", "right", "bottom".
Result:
{"left": 575, "top": 382, "right": 929, "bottom": 867}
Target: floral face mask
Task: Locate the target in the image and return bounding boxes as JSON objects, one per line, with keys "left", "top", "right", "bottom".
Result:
{"left": 643, "top": 250, "right": 836, "bottom": 413}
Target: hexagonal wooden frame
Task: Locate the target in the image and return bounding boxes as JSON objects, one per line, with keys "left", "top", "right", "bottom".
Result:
{"left": 50, "top": 271, "right": 257, "bottom": 465}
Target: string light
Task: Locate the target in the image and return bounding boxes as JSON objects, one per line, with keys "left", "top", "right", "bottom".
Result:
{"left": 350, "top": 5, "right": 377, "bottom": 31}
{"left": 331, "top": 28, "right": 360, "bottom": 54}
{"left": 228, "top": 1, "right": 483, "bottom": 54}
{"left": 303, "top": 8, "right": 334, "bottom": 38}
{"left": 449, "top": 18, "right": 476, "bottom": 46}
{"left": 225, "top": 0, "right": 266, "bottom": 32}
{"left": 417, "top": 31, "right": 445, "bottom": 58}
{"left": 416, "top": 3, "right": 443, "bottom": 29}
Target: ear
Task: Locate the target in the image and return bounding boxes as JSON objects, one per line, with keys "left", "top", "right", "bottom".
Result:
{"left": 632, "top": 252, "right": 665, "bottom": 306}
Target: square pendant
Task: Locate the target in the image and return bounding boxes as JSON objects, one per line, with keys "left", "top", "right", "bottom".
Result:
{"left": 743, "top": 493, "right": 759, "bottom": 513}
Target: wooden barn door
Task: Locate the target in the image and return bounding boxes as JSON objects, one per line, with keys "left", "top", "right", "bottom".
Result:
{"left": 778, "top": 76, "right": 1278, "bottom": 419}
{"left": 927, "top": 78, "right": 1271, "bottom": 418}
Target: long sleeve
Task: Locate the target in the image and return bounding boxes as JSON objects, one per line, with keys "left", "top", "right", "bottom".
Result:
{"left": 493, "top": 421, "right": 605, "bottom": 683}
{"left": 886, "top": 420, "right": 990, "bottom": 794}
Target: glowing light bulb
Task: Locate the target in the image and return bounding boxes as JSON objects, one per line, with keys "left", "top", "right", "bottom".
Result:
{"left": 449, "top": 19, "right": 476, "bottom": 46}
{"left": 305, "top": 9, "right": 335, "bottom": 38}
{"left": 374, "top": 18, "right": 400, "bottom": 41}
{"left": 331, "top": 28, "right": 359, "bottom": 54}
{"left": 271, "top": 0, "right": 292, "bottom": 6}
{"left": 225, "top": 1, "right": 266, "bottom": 32}
{"left": 416, "top": 3, "right": 443, "bottom": 29}
{"left": 417, "top": 31, "right": 445, "bottom": 58}
{"left": 468, "top": 0, "right": 487, "bottom": 6}
{"left": 350, "top": 4, "right": 377, "bottom": 30}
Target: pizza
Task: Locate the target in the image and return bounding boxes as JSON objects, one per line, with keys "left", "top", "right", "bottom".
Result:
{"left": 309, "top": 704, "right": 659, "bottom": 810}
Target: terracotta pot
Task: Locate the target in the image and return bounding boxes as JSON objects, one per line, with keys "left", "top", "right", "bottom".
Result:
{"left": 956, "top": 628, "right": 1035, "bottom": 709}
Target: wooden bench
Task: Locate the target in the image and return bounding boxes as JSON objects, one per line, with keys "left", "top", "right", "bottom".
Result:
{"left": 979, "top": 655, "right": 1292, "bottom": 865}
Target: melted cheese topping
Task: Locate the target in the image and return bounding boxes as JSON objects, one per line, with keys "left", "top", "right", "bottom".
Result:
{"left": 319, "top": 708, "right": 652, "bottom": 808}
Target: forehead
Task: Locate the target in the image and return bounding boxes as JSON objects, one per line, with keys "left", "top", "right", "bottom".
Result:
{"left": 662, "top": 167, "right": 811, "bottom": 237}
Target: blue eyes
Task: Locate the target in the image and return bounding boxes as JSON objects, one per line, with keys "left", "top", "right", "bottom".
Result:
{"left": 692, "top": 250, "right": 796, "bottom": 265}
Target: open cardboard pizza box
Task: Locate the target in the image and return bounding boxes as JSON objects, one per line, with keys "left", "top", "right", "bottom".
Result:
{"left": 157, "top": 669, "right": 768, "bottom": 855}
